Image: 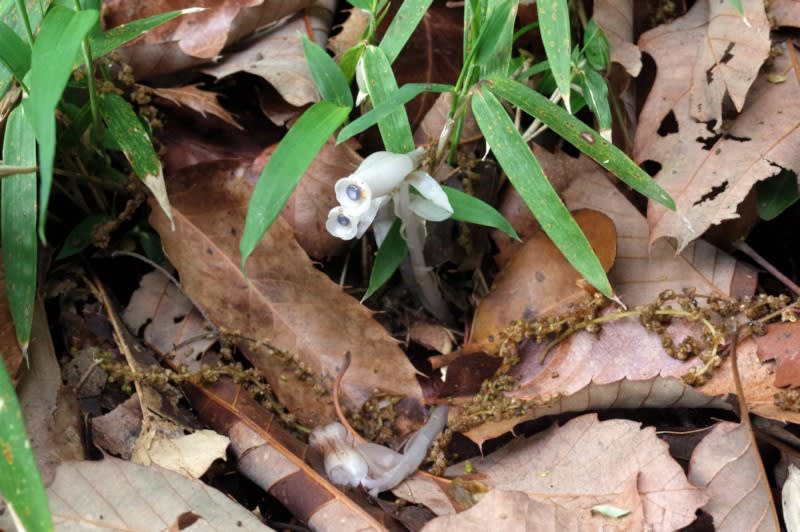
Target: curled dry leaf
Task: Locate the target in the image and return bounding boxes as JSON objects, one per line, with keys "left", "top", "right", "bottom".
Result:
{"left": 48, "top": 457, "right": 272, "bottom": 530}
{"left": 103, "top": 0, "right": 316, "bottom": 79}
{"left": 638, "top": 5, "right": 798, "bottom": 251}
{"left": 688, "top": 422, "right": 780, "bottom": 530}
{"left": 328, "top": 7, "right": 370, "bottom": 58}
{"left": 472, "top": 209, "right": 616, "bottom": 349}
{"left": 203, "top": 14, "right": 319, "bottom": 108}
{"left": 593, "top": 0, "right": 641, "bottom": 76}
{"left": 437, "top": 414, "right": 708, "bottom": 531}
{"left": 150, "top": 84, "right": 243, "bottom": 129}
{"left": 149, "top": 159, "right": 425, "bottom": 428}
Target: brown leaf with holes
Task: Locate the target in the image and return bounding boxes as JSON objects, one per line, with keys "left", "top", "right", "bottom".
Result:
{"left": 637, "top": 3, "right": 798, "bottom": 251}
{"left": 434, "top": 414, "right": 707, "bottom": 532}
{"left": 328, "top": 8, "right": 370, "bottom": 58}
{"left": 754, "top": 322, "right": 800, "bottom": 388}
{"left": 103, "top": 0, "right": 315, "bottom": 79}
{"left": 688, "top": 422, "right": 780, "bottom": 530}
{"left": 148, "top": 159, "right": 425, "bottom": 428}
{"left": 150, "top": 84, "right": 242, "bottom": 129}
{"left": 472, "top": 209, "right": 616, "bottom": 349}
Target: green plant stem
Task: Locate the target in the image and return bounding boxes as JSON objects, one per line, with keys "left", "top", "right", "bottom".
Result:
{"left": 74, "top": 0, "right": 102, "bottom": 134}
{"left": 14, "top": 0, "right": 35, "bottom": 45}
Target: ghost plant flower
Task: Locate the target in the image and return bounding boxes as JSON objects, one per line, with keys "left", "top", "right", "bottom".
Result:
{"left": 326, "top": 147, "right": 454, "bottom": 320}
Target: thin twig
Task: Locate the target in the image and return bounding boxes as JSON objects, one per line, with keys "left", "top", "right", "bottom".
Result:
{"left": 333, "top": 351, "right": 366, "bottom": 444}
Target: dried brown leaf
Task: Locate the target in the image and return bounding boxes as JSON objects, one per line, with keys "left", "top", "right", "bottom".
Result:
{"left": 638, "top": 6, "right": 798, "bottom": 251}
{"left": 688, "top": 422, "right": 780, "bottom": 530}
{"left": 149, "top": 159, "right": 424, "bottom": 428}
{"left": 770, "top": 0, "right": 800, "bottom": 28}
{"left": 150, "top": 84, "right": 243, "bottom": 129}
{"left": 754, "top": 322, "right": 800, "bottom": 388}
{"left": 203, "top": 14, "right": 319, "bottom": 108}
{"left": 103, "top": 0, "right": 315, "bottom": 79}
{"left": 0, "top": 260, "right": 23, "bottom": 383}
{"left": 593, "top": 0, "right": 641, "bottom": 76}
{"left": 440, "top": 414, "right": 707, "bottom": 531}
{"left": 48, "top": 457, "right": 272, "bottom": 530}
{"left": 329, "top": 8, "right": 370, "bottom": 58}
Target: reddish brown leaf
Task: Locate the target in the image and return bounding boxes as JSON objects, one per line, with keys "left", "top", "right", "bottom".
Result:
{"left": 0, "top": 260, "right": 23, "bottom": 383}
{"left": 104, "top": 0, "right": 315, "bottom": 79}
{"left": 150, "top": 84, "right": 242, "bottom": 129}
{"left": 754, "top": 322, "right": 800, "bottom": 388}
{"left": 149, "top": 159, "right": 424, "bottom": 428}
{"left": 472, "top": 209, "right": 616, "bottom": 349}
{"left": 770, "top": 0, "right": 800, "bottom": 28}
{"left": 593, "top": 0, "right": 641, "bottom": 76}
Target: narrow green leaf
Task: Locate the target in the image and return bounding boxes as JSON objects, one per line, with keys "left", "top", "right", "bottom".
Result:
{"left": 583, "top": 19, "right": 610, "bottom": 71}
{"left": 98, "top": 92, "right": 174, "bottom": 227}
{"left": 578, "top": 69, "right": 611, "bottom": 136}
{"left": 0, "top": 21, "right": 30, "bottom": 79}
{"left": 0, "top": 356, "right": 52, "bottom": 531}
{"left": 727, "top": 0, "right": 744, "bottom": 15}
{"left": 338, "top": 82, "right": 453, "bottom": 143}
{"left": 347, "top": 0, "right": 371, "bottom": 9}
{"left": 537, "top": 0, "right": 572, "bottom": 111}
{"left": 379, "top": 0, "right": 433, "bottom": 64}
{"left": 487, "top": 77, "right": 675, "bottom": 210}
{"left": 471, "top": 87, "right": 612, "bottom": 297}
{"left": 0, "top": 0, "right": 46, "bottom": 98}
{"left": 363, "top": 219, "right": 407, "bottom": 301}
{"left": 241, "top": 101, "right": 350, "bottom": 266}
{"left": 361, "top": 45, "right": 414, "bottom": 153}
{"left": 756, "top": 169, "right": 799, "bottom": 221}
{"left": 338, "top": 41, "right": 365, "bottom": 82}
{"left": 57, "top": 214, "right": 113, "bottom": 260}
{"left": 88, "top": 9, "right": 187, "bottom": 59}
{"left": 302, "top": 36, "right": 353, "bottom": 108}
{"left": 1, "top": 105, "right": 36, "bottom": 353}
{"left": 442, "top": 185, "right": 519, "bottom": 239}
{"left": 472, "top": 0, "right": 516, "bottom": 77}
{"left": 22, "top": 6, "right": 99, "bottom": 241}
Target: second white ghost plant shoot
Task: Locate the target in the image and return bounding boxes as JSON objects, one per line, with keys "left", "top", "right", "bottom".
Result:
{"left": 326, "top": 147, "right": 453, "bottom": 319}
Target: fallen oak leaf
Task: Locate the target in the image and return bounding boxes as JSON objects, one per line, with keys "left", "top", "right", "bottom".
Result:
{"left": 754, "top": 321, "right": 800, "bottom": 388}
{"left": 149, "top": 158, "right": 425, "bottom": 429}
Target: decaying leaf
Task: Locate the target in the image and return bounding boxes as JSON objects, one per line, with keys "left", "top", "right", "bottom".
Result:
{"left": 593, "top": 0, "right": 641, "bottom": 76}
{"left": 472, "top": 209, "right": 617, "bottom": 348}
{"left": 0, "top": 253, "right": 25, "bottom": 383}
{"left": 149, "top": 159, "right": 425, "bottom": 428}
{"left": 754, "top": 322, "right": 800, "bottom": 388}
{"left": 328, "top": 7, "right": 370, "bottom": 58}
{"left": 48, "top": 457, "right": 272, "bottom": 530}
{"left": 688, "top": 422, "right": 780, "bottom": 530}
{"left": 638, "top": 5, "right": 798, "bottom": 250}
{"left": 150, "top": 84, "right": 243, "bottom": 129}
{"left": 103, "top": 0, "right": 316, "bottom": 79}
{"left": 439, "top": 414, "right": 708, "bottom": 531}
{"left": 203, "top": 14, "right": 319, "bottom": 108}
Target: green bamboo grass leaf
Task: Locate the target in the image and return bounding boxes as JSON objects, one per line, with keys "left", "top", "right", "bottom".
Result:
{"left": 583, "top": 19, "right": 610, "bottom": 71}
{"left": 0, "top": 22, "right": 30, "bottom": 80}
{"left": 22, "top": 6, "right": 98, "bottom": 242}
{"left": 302, "top": 36, "right": 352, "bottom": 108}
{"left": 537, "top": 0, "right": 572, "bottom": 112}
{"left": 338, "top": 41, "right": 365, "bottom": 82}
{"left": 471, "top": 88, "right": 612, "bottom": 297}
{"left": 728, "top": 0, "right": 744, "bottom": 15}
{"left": 578, "top": 69, "right": 611, "bottom": 138}
{"left": 338, "top": 82, "right": 453, "bottom": 143}
{"left": 2, "top": 105, "right": 36, "bottom": 354}
{"left": 88, "top": 8, "right": 194, "bottom": 59}
{"left": 472, "top": 0, "right": 516, "bottom": 77}
{"left": 442, "top": 185, "right": 519, "bottom": 239}
{"left": 57, "top": 214, "right": 113, "bottom": 260}
{"left": 0, "top": 350, "right": 52, "bottom": 532}
{"left": 0, "top": 0, "right": 45, "bottom": 98}
{"left": 379, "top": 0, "right": 433, "bottom": 64}
{"left": 756, "top": 169, "right": 799, "bottom": 221}
{"left": 98, "top": 92, "right": 174, "bottom": 228}
{"left": 363, "top": 219, "right": 408, "bottom": 301}
{"left": 240, "top": 101, "right": 350, "bottom": 267}
{"left": 487, "top": 77, "right": 675, "bottom": 210}
{"left": 361, "top": 45, "right": 414, "bottom": 153}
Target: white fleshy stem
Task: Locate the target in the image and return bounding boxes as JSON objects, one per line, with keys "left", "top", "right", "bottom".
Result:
{"left": 396, "top": 186, "right": 452, "bottom": 323}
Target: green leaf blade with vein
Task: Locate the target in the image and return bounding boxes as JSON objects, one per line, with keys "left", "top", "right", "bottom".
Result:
{"left": 0, "top": 22, "right": 30, "bottom": 80}
{"left": 361, "top": 45, "right": 414, "bottom": 153}
{"left": 0, "top": 0, "right": 46, "bottom": 98}
{"left": 22, "top": 6, "right": 99, "bottom": 241}
{"left": 302, "top": 36, "right": 352, "bottom": 108}
{"left": 442, "top": 185, "right": 519, "bottom": 239}
{"left": 240, "top": 101, "right": 350, "bottom": 267}
{"left": 487, "top": 76, "right": 675, "bottom": 210}
{"left": 363, "top": 219, "right": 408, "bottom": 301}
{"left": 379, "top": 0, "right": 434, "bottom": 64}
{"left": 472, "top": 0, "right": 516, "bottom": 77}
{"left": 88, "top": 9, "right": 188, "bottom": 59}
{"left": 471, "top": 87, "right": 612, "bottom": 297}
{"left": 2, "top": 105, "right": 36, "bottom": 353}
{"left": 537, "top": 0, "right": 572, "bottom": 111}
{"left": 338, "top": 83, "right": 453, "bottom": 143}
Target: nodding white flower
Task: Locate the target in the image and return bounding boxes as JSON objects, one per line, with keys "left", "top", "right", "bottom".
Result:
{"left": 327, "top": 148, "right": 453, "bottom": 241}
